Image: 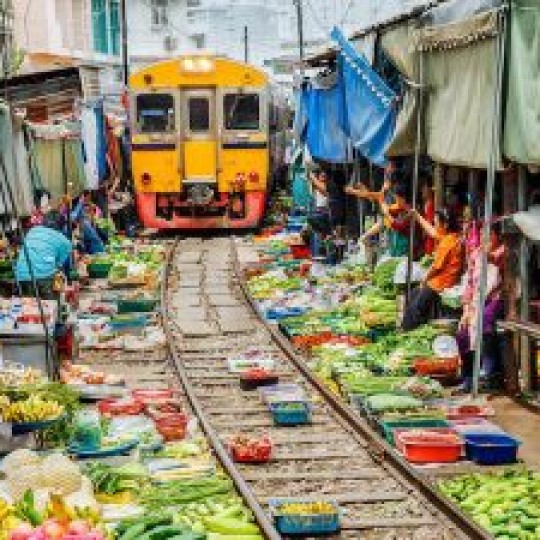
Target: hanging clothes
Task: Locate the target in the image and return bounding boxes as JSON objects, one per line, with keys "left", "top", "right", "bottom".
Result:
{"left": 0, "top": 104, "right": 37, "bottom": 217}
{"left": 27, "top": 122, "right": 86, "bottom": 200}
{"left": 105, "top": 115, "right": 121, "bottom": 178}
{"left": 80, "top": 104, "right": 100, "bottom": 189}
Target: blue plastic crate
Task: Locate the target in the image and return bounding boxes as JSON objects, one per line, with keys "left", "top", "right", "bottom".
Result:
{"left": 270, "top": 401, "right": 311, "bottom": 426}
{"left": 108, "top": 314, "right": 148, "bottom": 331}
{"left": 269, "top": 499, "right": 340, "bottom": 535}
{"left": 464, "top": 433, "right": 521, "bottom": 465}
{"left": 266, "top": 306, "right": 307, "bottom": 321}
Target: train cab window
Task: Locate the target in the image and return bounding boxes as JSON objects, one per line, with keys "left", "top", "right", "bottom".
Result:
{"left": 224, "top": 93, "right": 260, "bottom": 131}
{"left": 188, "top": 97, "right": 210, "bottom": 132}
{"left": 136, "top": 93, "right": 175, "bottom": 133}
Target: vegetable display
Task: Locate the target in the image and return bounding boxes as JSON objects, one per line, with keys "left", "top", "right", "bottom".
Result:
{"left": 84, "top": 462, "right": 149, "bottom": 496}
{"left": 439, "top": 470, "right": 540, "bottom": 538}
{"left": 372, "top": 258, "right": 401, "bottom": 294}
{"left": 1, "top": 396, "right": 63, "bottom": 423}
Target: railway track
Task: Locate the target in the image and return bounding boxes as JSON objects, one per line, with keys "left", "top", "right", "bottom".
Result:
{"left": 159, "top": 236, "right": 491, "bottom": 540}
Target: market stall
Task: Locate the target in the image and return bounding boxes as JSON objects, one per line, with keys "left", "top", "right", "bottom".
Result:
{"left": 0, "top": 237, "right": 266, "bottom": 540}
{"left": 236, "top": 208, "right": 540, "bottom": 537}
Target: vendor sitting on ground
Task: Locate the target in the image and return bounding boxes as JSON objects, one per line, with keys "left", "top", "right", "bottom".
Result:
{"left": 402, "top": 208, "right": 463, "bottom": 331}
{"left": 15, "top": 212, "right": 73, "bottom": 299}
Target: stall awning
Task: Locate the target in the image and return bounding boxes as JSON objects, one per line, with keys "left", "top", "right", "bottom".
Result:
{"left": 504, "top": 0, "right": 540, "bottom": 166}
{"left": 379, "top": 22, "right": 420, "bottom": 157}
{"left": 302, "top": 72, "right": 349, "bottom": 164}
{"left": 331, "top": 27, "right": 397, "bottom": 167}
{"left": 414, "top": 0, "right": 504, "bottom": 168}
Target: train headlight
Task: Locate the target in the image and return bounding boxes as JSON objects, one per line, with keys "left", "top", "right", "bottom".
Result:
{"left": 248, "top": 171, "right": 259, "bottom": 184}
{"left": 141, "top": 173, "right": 152, "bottom": 186}
{"left": 180, "top": 57, "right": 214, "bottom": 73}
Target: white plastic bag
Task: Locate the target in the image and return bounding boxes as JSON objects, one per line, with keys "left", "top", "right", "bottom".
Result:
{"left": 512, "top": 206, "right": 540, "bottom": 241}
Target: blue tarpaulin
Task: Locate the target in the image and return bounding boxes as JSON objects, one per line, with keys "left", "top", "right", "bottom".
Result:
{"left": 295, "top": 29, "right": 397, "bottom": 165}
{"left": 331, "top": 27, "right": 397, "bottom": 167}
{"left": 304, "top": 80, "right": 349, "bottom": 163}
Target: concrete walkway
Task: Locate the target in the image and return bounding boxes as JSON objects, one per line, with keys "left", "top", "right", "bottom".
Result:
{"left": 491, "top": 396, "right": 540, "bottom": 469}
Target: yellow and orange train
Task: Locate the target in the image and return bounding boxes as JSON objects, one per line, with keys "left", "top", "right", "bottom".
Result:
{"left": 129, "top": 55, "right": 290, "bottom": 230}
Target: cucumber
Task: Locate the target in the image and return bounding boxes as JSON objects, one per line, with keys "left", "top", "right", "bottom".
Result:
{"left": 117, "top": 515, "right": 173, "bottom": 535}
{"left": 168, "top": 533, "right": 206, "bottom": 540}
{"left": 139, "top": 525, "right": 189, "bottom": 540}
{"left": 119, "top": 523, "right": 146, "bottom": 540}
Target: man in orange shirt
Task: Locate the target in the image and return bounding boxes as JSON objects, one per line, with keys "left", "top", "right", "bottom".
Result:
{"left": 402, "top": 208, "right": 463, "bottom": 331}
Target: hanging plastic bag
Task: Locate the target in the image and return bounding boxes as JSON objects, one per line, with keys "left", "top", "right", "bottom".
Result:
{"left": 512, "top": 206, "right": 540, "bottom": 241}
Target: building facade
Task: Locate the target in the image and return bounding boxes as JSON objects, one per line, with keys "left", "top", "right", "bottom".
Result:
{"left": 126, "top": 0, "right": 433, "bottom": 80}
{"left": 13, "top": 0, "right": 122, "bottom": 97}
{"left": 127, "top": 0, "right": 191, "bottom": 69}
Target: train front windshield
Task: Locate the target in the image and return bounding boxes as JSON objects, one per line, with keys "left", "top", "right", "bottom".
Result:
{"left": 224, "top": 93, "right": 260, "bottom": 131}
{"left": 136, "top": 94, "right": 175, "bottom": 133}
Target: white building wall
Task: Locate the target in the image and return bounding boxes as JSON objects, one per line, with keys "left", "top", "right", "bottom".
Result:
{"left": 127, "top": 0, "right": 193, "bottom": 70}
{"left": 14, "top": 0, "right": 119, "bottom": 62}
{"left": 13, "top": 0, "right": 122, "bottom": 97}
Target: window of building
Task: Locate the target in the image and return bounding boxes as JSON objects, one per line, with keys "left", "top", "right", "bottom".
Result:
{"left": 109, "top": 0, "right": 120, "bottom": 56}
{"left": 91, "top": 0, "right": 109, "bottom": 54}
{"left": 224, "top": 93, "right": 260, "bottom": 131}
{"left": 189, "top": 97, "right": 210, "bottom": 132}
{"left": 152, "top": 0, "right": 169, "bottom": 29}
{"left": 186, "top": 0, "right": 201, "bottom": 6}
{"left": 192, "top": 33, "right": 205, "bottom": 49}
{"left": 136, "top": 94, "right": 175, "bottom": 133}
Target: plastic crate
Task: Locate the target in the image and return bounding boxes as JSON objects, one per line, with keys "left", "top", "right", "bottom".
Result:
{"left": 228, "top": 356, "right": 275, "bottom": 373}
{"left": 87, "top": 262, "right": 113, "bottom": 279}
{"left": 117, "top": 298, "right": 158, "bottom": 313}
{"left": 290, "top": 244, "right": 311, "bottom": 260}
{"left": 108, "top": 314, "right": 148, "bottom": 331}
{"left": 413, "top": 357, "right": 459, "bottom": 376}
{"left": 240, "top": 368, "right": 280, "bottom": 391}
{"left": 379, "top": 418, "right": 450, "bottom": 446}
{"left": 450, "top": 418, "right": 506, "bottom": 435}
{"left": 394, "top": 429, "right": 463, "bottom": 463}
{"left": 270, "top": 499, "right": 340, "bottom": 535}
{"left": 266, "top": 306, "right": 307, "bottom": 321}
{"left": 229, "top": 438, "right": 272, "bottom": 463}
{"left": 260, "top": 384, "right": 305, "bottom": 405}
{"left": 464, "top": 433, "right": 521, "bottom": 465}
{"left": 270, "top": 401, "right": 311, "bottom": 426}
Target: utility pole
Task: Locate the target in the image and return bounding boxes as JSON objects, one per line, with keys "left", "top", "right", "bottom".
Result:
{"left": 243, "top": 25, "right": 248, "bottom": 63}
{"left": 120, "top": 0, "right": 129, "bottom": 86}
{"left": 294, "top": 0, "right": 304, "bottom": 76}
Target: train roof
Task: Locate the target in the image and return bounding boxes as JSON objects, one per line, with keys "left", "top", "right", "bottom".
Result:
{"left": 130, "top": 55, "right": 268, "bottom": 90}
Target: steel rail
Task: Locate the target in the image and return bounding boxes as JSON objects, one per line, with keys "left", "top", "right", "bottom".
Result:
{"left": 160, "top": 238, "right": 282, "bottom": 540}
{"left": 229, "top": 237, "right": 492, "bottom": 540}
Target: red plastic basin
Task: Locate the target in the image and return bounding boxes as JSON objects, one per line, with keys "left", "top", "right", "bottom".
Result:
{"left": 132, "top": 389, "right": 174, "bottom": 406}
{"left": 394, "top": 428, "right": 463, "bottom": 463}
{"left": 98, "top": 398, "right": 144, "bottom": 416}
{"left": 290, "top": 244, "right": 311, "bottom": 260}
